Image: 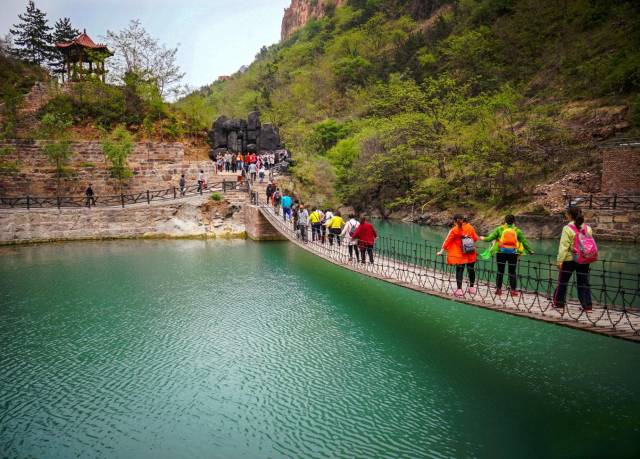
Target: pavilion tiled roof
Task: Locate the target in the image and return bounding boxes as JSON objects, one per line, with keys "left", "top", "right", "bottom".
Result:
{"left": 56, "top": 31, "right": 110, "bottom": 50}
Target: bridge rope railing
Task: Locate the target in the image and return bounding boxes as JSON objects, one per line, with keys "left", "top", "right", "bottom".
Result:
{"left": 255, "top": 198, "right": 640, "bottom": 336}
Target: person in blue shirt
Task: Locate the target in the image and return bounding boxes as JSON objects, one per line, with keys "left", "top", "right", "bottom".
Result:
{"left": 281, "top": 193, "right": 293, "bottom": 222}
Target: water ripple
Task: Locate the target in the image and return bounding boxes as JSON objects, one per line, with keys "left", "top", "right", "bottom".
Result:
{"left": 1, "top": 240, "right": 639, "bottom": 458}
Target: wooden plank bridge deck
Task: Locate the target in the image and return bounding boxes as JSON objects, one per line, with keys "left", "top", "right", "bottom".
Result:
{"left": 256, "top": 204, "right": 640, "bottom": 343}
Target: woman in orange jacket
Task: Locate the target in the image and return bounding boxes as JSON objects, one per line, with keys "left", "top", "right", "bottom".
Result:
{"left": 437, "top": 215, "right": 479, "bottom": 297}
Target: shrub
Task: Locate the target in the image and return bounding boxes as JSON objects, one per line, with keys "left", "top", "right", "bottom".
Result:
{"left": 102, "top": 126, "right": 134, "bottom": 191}
{"left": 0, "top": 145, "right": 19, "bottom": 175}
{"left": 210, "top": 192, "right": 222, "bottom": 201}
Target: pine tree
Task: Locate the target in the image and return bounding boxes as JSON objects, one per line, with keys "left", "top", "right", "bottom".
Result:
{"left": 9, "top": 0, "right": 53, "bottom": 66}
{"left": 51, "top": 18, "right": 79, "bottom": 76}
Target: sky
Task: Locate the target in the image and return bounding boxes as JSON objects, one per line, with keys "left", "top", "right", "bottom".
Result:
{"left": 1, "top": 0, "right": 291, "bottom": 89}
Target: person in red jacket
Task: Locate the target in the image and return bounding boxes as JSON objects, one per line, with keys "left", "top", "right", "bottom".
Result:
{"left": 437, "top": 214, "right": 479, "bottom": 297}
{"left": 351, "top": 216, "right": 377, "bottom": 264}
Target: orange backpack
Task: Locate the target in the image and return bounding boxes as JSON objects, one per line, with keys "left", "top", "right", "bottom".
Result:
{"left": 498, "top": 226, "right": 519, "bottom": 253}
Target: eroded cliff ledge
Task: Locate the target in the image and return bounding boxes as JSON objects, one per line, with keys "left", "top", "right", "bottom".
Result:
{"left": 281, "top": 0, "right": 347, "bottom": 41}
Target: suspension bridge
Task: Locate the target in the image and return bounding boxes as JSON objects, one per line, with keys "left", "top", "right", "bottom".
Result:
{"left": 246, "top": 181, "right": 640, "bottom": 343}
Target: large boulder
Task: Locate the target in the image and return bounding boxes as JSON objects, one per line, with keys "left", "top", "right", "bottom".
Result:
{"left": 248, "top": 111, "right": 261, "bottom": 131}
{"left": 211, "top": 115, "right": 228, "bottom": 148}
{"left": 259, "top": 123, "right": 281, "bottom": 151}
{"left": 223, "top": 118, "right": 246, "bottom": 131}
{"left": 246, "top": 129, "right": 259, "bottom": 142}
{"left": 228, "top": 131, "right": 239, "bottom": 153}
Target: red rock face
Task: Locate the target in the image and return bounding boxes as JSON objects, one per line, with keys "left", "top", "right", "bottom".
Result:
{"left": 281, "top": 0, "right": 347, "bottom": 41}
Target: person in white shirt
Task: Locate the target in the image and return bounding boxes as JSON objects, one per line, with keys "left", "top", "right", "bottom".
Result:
{"left": 340, "top": 214, "right": 360, "bottom": 261}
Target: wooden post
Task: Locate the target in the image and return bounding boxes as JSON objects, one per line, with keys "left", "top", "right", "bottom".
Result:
{"left": 121, "top": 194, "right": 125, "bottom": 208}
{"left": 613, "top": 194, "right": 618, "bottom": 210}
{"left": 173, "top": 187, "right": 176, "bottom": 199}
{"left": 223, "top": 179, "right": 226, "bottom": 193}
{"left": 146, "top": 190, "right": 150, "bottom": 204}
{"left": 589, "top": 195, "right": 593, "bottom": 209}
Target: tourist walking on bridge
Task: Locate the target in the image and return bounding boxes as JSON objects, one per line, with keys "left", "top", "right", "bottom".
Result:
{"left": 351, "top": 216, "right": 377, "bottom": 264}
{"left": 321, "top": 209, "right": 333, "bottom": 244}
{"left": 481, "top": 214, "right": 534, "bottom": 296}
{"left": 273, "top": 188, "right": 281, "bottom": 214}
{"left": 341, "top": 214, "right": 360, "bottom": 262}
{"left": 309, "top": 208, "right": 324, "bottom": 241}
{"left": 298, "top": 205, "right": 309, "bottom": 242}
{"left": 325, "top": 211, "right": 344, "bottom": 246}
{"left": 437, "top": 215, "right": 478, "bottom": 298}
{"left": 266, "top": 182, "right": 274, "bottom": 204}
{"left": 553, "top": 206, "right": 596, "bottom": 312}
{"left": 281, "top": 192, "right": 293, "bottom": 222}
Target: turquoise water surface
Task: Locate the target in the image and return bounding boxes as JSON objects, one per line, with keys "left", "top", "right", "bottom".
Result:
{"left": 1, "top": 239, "right": 639, "bottom": 458}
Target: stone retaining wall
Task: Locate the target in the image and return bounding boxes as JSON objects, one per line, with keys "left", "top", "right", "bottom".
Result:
{"left": 601, "top": 147, "right": 640, "bottom": 194}
{"left": 582, "top": 209, "right": 639, "bottom": 242}
{"left": 0, "top": 196, "right": 246, "bottom": 245}
{"left": 0, "top": 140, "right": 214, "bottom": 197}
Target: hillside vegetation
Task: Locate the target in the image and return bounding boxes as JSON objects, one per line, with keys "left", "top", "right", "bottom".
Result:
{"left": 149, "top": 1, "right": 640, "bottom": 214}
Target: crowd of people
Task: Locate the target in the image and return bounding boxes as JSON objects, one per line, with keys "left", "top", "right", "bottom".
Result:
{"left": 263, "top": 184, "right": 596, "bottom": 310}
{"left": 209, "top": 151, "right": 290, "bottom": 183}
{"left": 264, "top": 184, "right": 379, "bottom": 264}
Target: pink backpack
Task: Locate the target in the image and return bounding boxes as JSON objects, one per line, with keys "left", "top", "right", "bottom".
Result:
{"left": 568, "top": 224, "right": 598, "bottom": 264}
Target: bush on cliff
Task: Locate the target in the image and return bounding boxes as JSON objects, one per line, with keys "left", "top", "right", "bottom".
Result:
{"left": 101, "top": 126, "right": 134, "bottom": 192}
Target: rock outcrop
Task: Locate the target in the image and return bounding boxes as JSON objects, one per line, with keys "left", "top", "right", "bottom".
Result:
{"left": 208, "top": 112, "right": 283, "bottom": 157}
{"left": 281, "top": 0, "right": 347, "bottom": 41}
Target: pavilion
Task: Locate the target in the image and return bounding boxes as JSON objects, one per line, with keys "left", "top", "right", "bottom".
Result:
{"left": 55, "top": 30, "right": 112, "bottom": 82}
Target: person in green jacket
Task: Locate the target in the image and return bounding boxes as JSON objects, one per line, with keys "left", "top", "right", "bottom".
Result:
{"left": 480, "top": 214, "right": 534, "bottom": 296}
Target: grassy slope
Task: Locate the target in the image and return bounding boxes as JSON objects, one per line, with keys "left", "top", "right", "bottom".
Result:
{"left": 179, "top": 0, "right": 640, "bottom": 216}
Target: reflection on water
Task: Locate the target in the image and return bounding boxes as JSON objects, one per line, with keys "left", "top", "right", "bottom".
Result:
{"left": 0, "top": 240, "right": 639, "bottom": 458}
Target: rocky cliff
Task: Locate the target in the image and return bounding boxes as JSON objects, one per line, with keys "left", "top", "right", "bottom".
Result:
{"left": 281, "top": 0, "right": 347, "bottom": 41}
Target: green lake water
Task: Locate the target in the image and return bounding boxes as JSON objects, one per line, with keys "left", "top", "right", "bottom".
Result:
{"left": 1, "top": 239, "right": 639, "bottom": 458}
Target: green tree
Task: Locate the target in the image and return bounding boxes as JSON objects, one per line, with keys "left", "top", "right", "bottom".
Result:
{"left": 9, "top": 1, "right": 54, "bottom": 66}
{"left": 311, "top": 119, "right": 349, "bottom": 154}
{"left": 102, "top": 126, "right": 134, "bottom": 192}
{"left": 51, "top": 17, "right": 79, "bottom": 77}
{"left": 40, "top": 113, "right": 73, "bottom": 197}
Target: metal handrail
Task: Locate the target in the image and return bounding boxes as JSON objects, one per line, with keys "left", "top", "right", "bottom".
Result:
{"left": 0, "top": 180, "right": 243, "bottom": 209}
{"left": 566, "top": 194, "right": 640, "bottom": 211}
